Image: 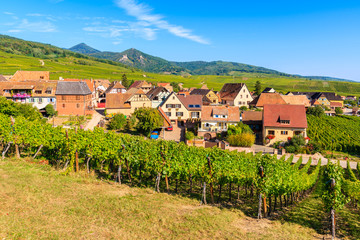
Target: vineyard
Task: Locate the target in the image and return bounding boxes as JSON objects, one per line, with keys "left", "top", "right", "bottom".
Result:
{"left": 1, "top": 113, "right": 360, "bottom": 238}
{"left": 307, "top": 115, "right": 360, "bottom": 154}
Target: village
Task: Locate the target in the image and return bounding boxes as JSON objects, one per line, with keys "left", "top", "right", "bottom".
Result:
{"left": 0, "top": 70, "right": 359, "bottom": 156}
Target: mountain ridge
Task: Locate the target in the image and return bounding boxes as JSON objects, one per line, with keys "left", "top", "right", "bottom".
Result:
{"left": 68, "top": 43, "right": 356, "bottom": 82}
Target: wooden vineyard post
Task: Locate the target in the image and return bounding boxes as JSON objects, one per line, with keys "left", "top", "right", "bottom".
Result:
{"left": 117, "top": 165, "right": 122, "bottom": 185}
{"left": 75, "top": 127, "right": 79, "bottom": 172}
{"left": 122, "top": 145, "right": 132, "bottom": 184}
{"left": 155, "top": 173, "right": 161, "bottom": 193}
{"left": 330, "top": 178, "right": 336, "bottom": 240}
{"left": 258, "top": 166, "right": 266, "bottom": 219}
{"left": 207, "top": 157, "right": 214, "bottom": 204}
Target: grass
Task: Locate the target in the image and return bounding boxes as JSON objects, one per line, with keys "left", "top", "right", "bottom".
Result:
{"left": 1, "top": 50, "right": 360, "bottom": 96}
{"left": 0, "top": 158, "right": 327, "bottom": 240}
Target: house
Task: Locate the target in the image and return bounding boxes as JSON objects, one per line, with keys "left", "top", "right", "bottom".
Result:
{"left": 157, "top": 107, "right": 171, "bottom": 128}
{"left": 198, "top": 105, "right": 240, "bottom": 139}
{"left": 105, "top": 88, "right": 151, "bottom": 116}
{"left": 281, "top": 95, "right": 311, "bottom": 108}
{"left": 322, "top": 92, "right": 344, "bottom": 107}
{"left": 128, "top": 80, "right": 152, "bottom": 93}
{"left": 64, "top": 79, "right": 97, "bottom": 107}
{"left": 55, "top": 81, "right": 94, "bottom": 116}
{"left": 249, "top": 93, "right": 286, "bottom": 108}
{"left": 0, "top": 81, "right": 57, "bottom": 111}
{"left": 288, "top": 91, "right": 343, "bottom": 107}
{"left": 157, "top": 82, "right": 173, "bottom": 92}
{"left": 311, "top": 92, "right": 331, "bottom": 107}
{"left": 346, "top": 96, "right": 357, "bottom": 101}
{"left": 190, "top": 88, "right": 219, "bottom": 105}
{"left": 263, "top": 104, "right": 307, "bottom": 146}
{"left": 330, "top": 102, "right": 343, "bottom": 110}
{"left": 241, "top": 111, "right": 263, "bottom": 144}
{"left": 262, "top": 87, "right": 276, "bottom": 93}
{"left": 146, "top": 87, "right": 170, "bottom": 108}
{"left": 105, "top": 81, "right": 127, "bottom": 94}
{"left": 10, "top": 71, "right": 50, "bottom": 81}
{"left": 219, "top": 83, "right": 253, "bottom": 107}
{"left": 177, "top": 90, "right": 190, "bottom": 96}
{"left": 159, "top": 92, "right": 202, "bottom": 126}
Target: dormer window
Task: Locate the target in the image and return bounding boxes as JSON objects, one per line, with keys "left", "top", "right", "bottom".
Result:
{"left": 40, "top": 76, "right": 44, "bottom": 80}
{"left": 280, "top": 120, "right": 290, "bottom": 124}
{"left": 35, "top": 90, "right": 42, "bottom": 94}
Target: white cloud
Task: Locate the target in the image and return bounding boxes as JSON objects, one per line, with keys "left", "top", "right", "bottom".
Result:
{"left": 115, "top": 0, "right": 209, "bottom": 44}
{"left": 3, "top": 12, "right": 14, "bottom": 15}
{"left": 10, "top": 19, "right": 57, "bottom": 33}
{"left": 8, "top": 29, "right": 21, "bottom": 33}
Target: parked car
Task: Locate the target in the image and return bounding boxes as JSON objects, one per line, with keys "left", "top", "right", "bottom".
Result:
{"left": 166, "top": 125, "right": 173, "bottom": 131}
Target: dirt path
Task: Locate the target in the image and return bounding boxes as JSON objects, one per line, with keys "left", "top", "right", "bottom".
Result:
{"left": 84, "top": 111, "right": 103, "bottom": 131}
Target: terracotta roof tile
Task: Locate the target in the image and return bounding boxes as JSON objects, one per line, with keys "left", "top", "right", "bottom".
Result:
{"left": 242, "top": 111, "right": 263, "bottom": 122}
{"left": 10, "top": 71, "right": 49, "bottom": 81}
{"left": 281, "top": 95, "right": 311, "bottom": 107}
{"left": 263, "top": 104, "right": 307, "bottom": 128}
{"left": 178, "top": 95, "right": 203, "bottom": 110}
{"left": 105, "top": 93, "right": 131, "bottom": 109}
{"left": 219, "top": 83, "right": 246, "bottom": 100}
{"left": 201, "top": 105, "right": 240, "bottom": 122}
{"left": 250, "top": 93, "right": 286, "bottom": 107}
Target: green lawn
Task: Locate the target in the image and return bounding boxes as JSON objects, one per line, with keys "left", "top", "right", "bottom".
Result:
{"left": 1, "top": 50, "right": 360, "bottom": 96}
{"left": 0, "top": 158, "right": 328, "bottom": 240}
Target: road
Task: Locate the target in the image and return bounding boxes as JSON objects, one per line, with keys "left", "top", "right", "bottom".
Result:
{"left": 84, "top": 111, "right": 104, "bottom": 131}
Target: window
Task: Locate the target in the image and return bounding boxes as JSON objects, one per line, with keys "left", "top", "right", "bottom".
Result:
{"left": 176, "top": 112, "right": 183, "bottom": 117}
{"left": 35, "top": 90, "right": 42, "bottom": 94}
{"left": 76, "top": 96, "right": 80, "bottom": 100}
{"left": 281, "top": 131, "right": 288, "bottom": 135}
{"left": 238, "top": 102, "right": 241, "bottom": 105}
{"left": 139, "top": 94, "right": 142, "bottom": 97}
{"left": 45, "top": 90, "right": 51, "bottom": 94}
{"left": 222, "top": 115, "right": 227, "bottom": 118}
{"left": 240, "top": 95, "right": 242, "bottom": 98}
{"left": 166, "top": 104, "right": 174, "bottom": 108}
{"left": 243, "top": 89, "right": 245, "bottom": 93}
{"left": 175, "top": 104, "right": 181, "bottom": 108}
{"left": 191, "top": 112, "right": 200, "bottom": 118}
{"left": 5, "top": 90, "right": 9, "bottom": 93}
{"left": 62, "top": 104, "right": 65, "bottom": 108}
{"left": 280, "top": 120, "right": 290, "bottom": 124}
{"left": 30, "top": 98, "right": 35, "bottom": 103}
{"left": 195, "top": 104, "right": 200, "bottom": 108}
{"left": 76, "top": 103, "right": 80, "bottom": 108}
{"left": 38, "top": 98, "right": 42, "bottom": 103}
{"left": 154, "top": 96, "right": 159, "bottom": 101}
{"left": 246, "top": 95, "right": 248, "bottom": 98}
{"left": 268, "top": 130, "right": 275, "bottom": 135}
{"left": 214, "top": 115, "right": 219, "bottom": 118}
{"left": 40, "top": 76, "right": 44, "bottom": 79}
{"left": 62, "top": 96, "right": 66, "bottom": 100}
{"left": 172, "top": 96, "right": 175, "bottom": 100}
{"left": 165, "top": 112, "right": 171, "bottom": 117}
{"left": 189, "top": 104, "right": 194, "bottom": 108}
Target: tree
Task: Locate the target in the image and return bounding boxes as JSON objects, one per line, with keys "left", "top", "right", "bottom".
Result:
{"left": 254, "top": 81, "right": 261, "bottom": 95}
{"left": 121, "top": 74, "right": 130, "bottom": 88}
{"left": 45, "top": 104, "right": 57, "bottom": 117}
{"left": 240, "top": 106, "right": 248, "bottom": 111}
{"left": 335, "top": 107, "right": 343, "bottom": 115}
{"left": 0, "top": 97, "right": 42, "bottom": 121}
{"left": 108, "top": 114, "right": 127, "bottom": 131}
{"left": 306, "top": 106, "right": 324, "bottom": 117}
{"left": 133, "top": 107, "right": 162, "bottom": 136}
{"left": 124, "top": 115, "right": 136, "bottom": 131}
{"left": 170, "top": 82, "right": 180, "bottom": 92}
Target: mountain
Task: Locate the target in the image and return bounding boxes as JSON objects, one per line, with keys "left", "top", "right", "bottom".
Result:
{"left": 68, "top": 43, "right": 356, "bottom": 82}
{"left": 89, "top": 48, "right": 186, "bottom": 74}
{"left": 68, "top": 43, "right": 100, "bottom": 54}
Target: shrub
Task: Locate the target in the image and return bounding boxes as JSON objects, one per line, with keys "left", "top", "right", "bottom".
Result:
{"left": 185, "top": 131, "right": 195, "bottom": 141}
{"left": 227, "top": 122, "right": 253, "bottom": 136}
{"left": 45, "top": 104, "right": 57, "bottom": 117}
{"left": 307, "top": 106, "right": 324, "bottom": 117}
{"left": 240, "top": 106, "right": 248, "bottom": 111}
{"left": 227, "top": 132, "right": 255, "bottom": 147}
{"left": 335, "top": 107, "right": 343, "bottom": 115}
{"left": 107, "top": 114, "right": 127, "bottom": 131}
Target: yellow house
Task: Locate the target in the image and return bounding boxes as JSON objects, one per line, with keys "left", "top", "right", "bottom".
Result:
{"left": 159, "top": 92, "right": 202, "bottom": 125}
{"left": 190, "top": 89, "right": 219, "bottom": 104}
{"left": 263, "top": 104, "right": 307, "bottom": 146}
{"left": 105, "top": 88, "right": 151, "bottom": 116}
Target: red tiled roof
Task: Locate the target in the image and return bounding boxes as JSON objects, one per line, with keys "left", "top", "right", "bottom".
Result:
{"left": 219, "top": 83, "right": 246, "bottom": 100}
{"left": 330, "top": 102, "right": 343, "bottom": 107}
{"left": 263, "top": 104, "right": 307, "bottom": 128}
{"left": 250, "top": 93, "right": 286, "bottom": 107}
{"left": 201, "top": 105, "right": 240, "bottom": 122}
{"left": 129, "top": 80, "right": 152, "bottom": 89}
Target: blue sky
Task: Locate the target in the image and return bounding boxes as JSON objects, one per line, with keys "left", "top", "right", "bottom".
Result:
{"left": 1, "top": 0, "right": 360, "bottom": 81}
